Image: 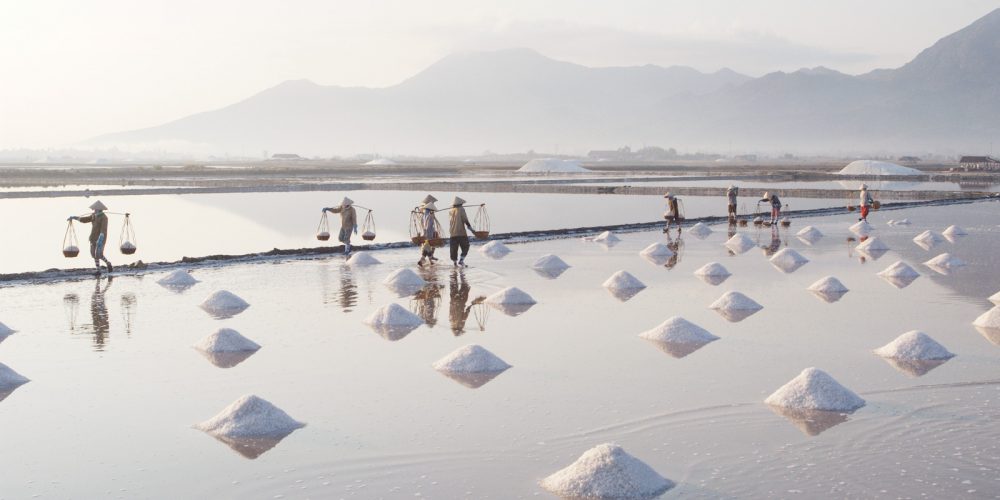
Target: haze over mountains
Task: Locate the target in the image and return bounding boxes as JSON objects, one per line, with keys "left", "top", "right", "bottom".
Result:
{"left": 93, "top": 8, "right": 1000, "bottom": 157}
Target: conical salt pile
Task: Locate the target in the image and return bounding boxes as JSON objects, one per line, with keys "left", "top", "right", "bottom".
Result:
{"left": 592, "top": 231, "right": 620, "bottom": 244}
{"left": 433, "top": 345, "right": 512, "bottom": 389}
{"left": 769, "top": 248, "right": 809, "bottom": 273}
{"left": 724, "top": 233, "right": 755, "bottom": 254}
{"left": 687, "top": 222, "right": 712, "bottom": 238}
{"left": 639, "top": 317, "right": 718, "bottom": 358}
{"left": 808, "top": 276, "right": 849, "bottom": 303}
{"left": 194, "top": 328, "right": 261, "bottom": 353}
{"left": 603, "top": 271, "right": 646, "bottom": 301}
{"left": 849, "top": 220, "right": 873, "bottom": 235}
{"left": 540, "top": 443, "right": 675, "bottom": 499}
{"left": 157, "top": 270, "right": 199, "bottom": 290}
{"left": 887, "top": 219, "right": 911, "bottom": 226}
{"left": 912, "top": 230, "right": 944, "bottom": 250}
{"left": 200, "top": 290, "right": 250, "bottom": 319}
{"left": 764, "top": 367, "right": 865, "bottom": 412}
{"left": 943, "top": 225, "right": 968, "bottom": 238}
{"left": 796, "top": 226, "right": 823, "bottom": 244}
{"left": 923, "top": 253, "right": 966, "bottom": 273}
{"left": 0, "top": 321, "right": 16, "bottom": 343}
{"left": 693, "top": 262, "right": 731, "bottom": 286}
{"left": 532, "top": 254, "right": 570, "bottom": 279}
{"left": 709, "top": 291, "right": 762, "bottom": 322}
{"left": 347, "top": 252, "right": 381, "bottom": 266}
{"left": 364, "top": 303, "right": 424, "bottom": 341}
{"left": 479, "top": 241, "right": 511, "bottom": 259}
{"left": 485, "top": 287, "right": 536, "bottom": 316}
{"left": 878, "top": 261, "right": 921, "bottom": 289}
{"left": 639, "top": 242, "right": 674, "bottom": 258}
{"left": 0, "top": 362, "right": 29, "bottom": 390}
{"left": 857, "top": 237, "right": 889, "bottom": 252}
{"left": 874, "top": 330, "right": 954, "bottom": 361}
{"left": 195, "top": 395, "right": 305, "bottom": 458}
{"left": 990, "top": 290, "right": 1000, "bottom": 306}
{"left": 382, "top": 268, "right": 427, "bottom": 295}
{"left": 973, "top": 306, "right": 1000, "bottom": 329}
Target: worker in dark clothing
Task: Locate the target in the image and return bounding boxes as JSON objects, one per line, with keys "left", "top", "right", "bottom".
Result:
{"left": 69, "top": 200, "right": 112, "bottom": 274}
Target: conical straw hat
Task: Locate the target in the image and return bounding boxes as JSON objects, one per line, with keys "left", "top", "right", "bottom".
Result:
{"left": 422, "top": 194, "right": 438, "bottom": 204}
{"left": 423, "top": 201, "right": 437, "bottom": 211}
{"left": 341, "top": 197, "right": 353, "bottom": 207}
{"left": 452, "top": 196, "right": 466, "bottom": 206}
{"left": 89, "top": 200, "right": 108, "bottom": 211}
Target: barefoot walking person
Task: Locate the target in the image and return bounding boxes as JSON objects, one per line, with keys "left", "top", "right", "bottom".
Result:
{"left": 760, "top": 192, "right": 783, "bottom": 225}
{"left": 858, "top": 184, "right": 874, "bottom": 222}
{"left": 417, "top": 199, "right": 439, "bottom": 267}
{"left": 727, "top": 185, "right": 738, "bottom": 223}
{"left": 449, "top": 196, "right": 475, "bottom": 267}
{"left": 69, "top": 200, "right": 113, "bottom": 274}
{"left": 663, "top": 193, "right": 682, "bottom": 234}
{"left": 323, "top": 197, "right": 358, "bottom": 255}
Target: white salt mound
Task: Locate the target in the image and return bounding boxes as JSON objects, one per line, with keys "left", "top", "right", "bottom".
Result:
{"left": 770, "top": 248, "right": 809, "bottom": 272}
{"left": 849, "top": 220, "right": 873, "bottom": 235}
{"left": 485, "top": 287, "right": 536, "bottom": 306}
{"left": 990, "top": 290, "right": 1000, "bottom": 305}
{"left": 364, "top": 158, "right": 398, "bottom": 166}
{"left": 878, "top": 261, "right": 920, "bottom": 279}
{"left": 518, "top": 158, "right": 591, "bottom": 173}
{"left": 973, "top": 307, "right": 1000, "bottom": 329}
{"left": 157, "top": 270, "right": 199, "bottom": 287}
{"left": 796, "top": 226, "right": 823, "bottom": 239}
{"left": 364, "top": 303, "right": 423, "bottom": 327}
{"left": 532, "top": 254, "right": 570, "bottom": 271}
{"left": 888, "top": 219, "right": 912, "bottom": 226}
{"left": 688, "top": 222, "right": 712, "bottom": 237}
{"left": 195, "top": 395, "right": 304, "bottom": 438}
{"left": 943, "top": 225, "right": 968, "bottom": 237}
{"left": 725, "top": 233, "right": 755, "bottom": 253}
{"left": 874, "top": 331, "right": 954, "bottom": 360}
{"left": 347, "top": 252, "right": 381, "bottom": 266}
{"left": 603, "top": 270, "right": 646, "bottom": 291}
{"left": 710, "top": 291, "right": 763, "bottom": 312}
{"left": 694, "top": 262, "right": 730, "bottom": 277}
{"left": 200, "top": 291, "right": 250, "bottom": 314}
{"left": 432, "top": 345, "right": 511, "bottom": 373}
{"left": 194, "top": 328, "right": 261, "bottom": 353}
{"left": 479, "top": 241, "right": 511, "bottom": 258}
{"left": 808, "top": 276, "right": 848, "bottom": 294}
{"left": 639, "top": 242, "right": 674, "bottom": 257}
{"left": 382, "top": 268, "right": 427, "bottom": 287}
{"left": 838, "top": 160, "right": 922, "bottom": 176}
{"left": 765, "top": 367, "right": 865, "bottom": 412}
{"left": 0, "top": 362, "right": 29, "bottom": 388}
{"left": 0, "top": 321, "right": 16, "bottom": 337}
{"left": 540, "top": 443, "right": 675, "bottom": 499}
{"left": 857, "top": 237, "right": 889, "bottom": 252}
{"left": 913, "top": 230, "right": 943, "bottom": 246}
{"left": 924, "top": 253, "right": 965, "bottom": 269}
{"left": 639, "top": 317, "right": 718, "bottom": 344}
{"left": 593, "top": 231, "right": 620, "bottom": 244}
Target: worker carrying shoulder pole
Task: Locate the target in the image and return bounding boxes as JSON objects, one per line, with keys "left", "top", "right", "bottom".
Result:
{"left": 323, "top": 197, "right": 357, "bottom": 256}
{"left": 418, "top": 199, "right": 439, "bottom": 267}
{"left": 449, "top": 196, "right": 475, "bottom": 267}
{"left": 68, "top": 200, "right": 113, "bottom": 274}
{"left": 760, "top": 192, "right": 782, "bottom": 225}
{"left": 858, "top": 184, "right": 874, "bottom": 222}
{"left": 663, "top": 192, "right": 682, "bottom": 234}
{"left": 726, "top": 185, "right": 739, "bottom": 223}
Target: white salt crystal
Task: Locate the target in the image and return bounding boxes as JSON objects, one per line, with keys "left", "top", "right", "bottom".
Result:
{"left": 769, "top": 248, "right": 809, "bottom": 273}
{"left": 878, "top": 261, "right": 920, "bottom": 279}
{"left": 887, "top": 219, "right": 911, "bottom": 226}
{"left": 479, "top": 241, "right": 511, "bottom": 258}
{"left": 603, "top": 270, "right": 646, "bottom": 291}
{"left": 0, "top": 362, "right": 29, "bottom": 389}
{"left": 724, "top": 233, "right": 755, "bottom": 254}
{"left": 346, "top": 252, "right": 381, "bottom": 266}
{"left": 973, "top": 306, "right": 1000, "bottom": 329}
{"left": 874, "top": 331, "right": 954, "bottom": 361}
{"left": 639, "top": 242, "right": 674, "bottom": 258}
{"left": 764, "top": 367, "right": 865, "bottom": 412}
{"left": 849, "top": 220, "right": 873, "bottom": 235}
{"left": 709, "top": 291, "right": 763, "bottom": 322}
{"left": 639, "top": 317, "right": 718, "bottom": 345}
{"left": 807, "top": 276, "right": 849, "bottom": 303}
{"left": 857, "top": 237, "right": 889, "bottom": 252}
{"left": 687, "top": 222, "right": 712, "bottom": 238}
{"left": 194, "top": 328, "right": 261, "bottom": 353}
{"left": 592, "top": 231, "right": 620, "bottom": 244}
{"left": 923, "top": 253, "right": 966, "bottom": 271}
{"left": 485, "top": 287, "right": 536, "bottom": 316}
{"left": 912, "top": 230, "right": 944, "bottom": 249}
{"left": 532, "top": 254, "right": 570, "bottom": 271}
{"left": 942, "top": 225, "right": 967, "bottom": 237}
{"left": 382, "top": 268, "right": 427, "bottom": 287}
{"left": 694, "top": 262, "right": 730, "bottom": 278}
{"left": 195, "top": 395, "right": 304, "bottom": 438}
{"left": 432, "top": 345, "right": 511, "bottom": 373}
{"left": 157, "top": 270, "right": 199, "bottom": 288}
{"left": 796, "top": 226, "right": 823, "bottom": 239}
{"left": 540, "top": 443, "right": 675, "bottom": 499}
{"left": 200, "top": 291, "right": 250, "bottom": 319}
{"left": 990, "top": 290, "right": 1000, "bottom": 305}
{"left": 364, "top": 303, "right": 424, "bottom": 340}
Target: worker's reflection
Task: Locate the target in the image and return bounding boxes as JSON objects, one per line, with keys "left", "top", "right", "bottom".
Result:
{"left": 664, "top": 233, "right": 684, "bottom": 270}
{"left": 412, "top": 282, "right": 441, "bottom": 328}
{"left": 448, "top": 269, "right": 486, "bottom": 335}
{"left": 88, "top": 276, "right": 112, "bottom": 350}
{"left": 337, "top": 264, "right": 358, "bottom": 313}
{"left": 762, "top": 227, "right": 781, "bottom": 256}
{"left": 120, "top": 292, "right": 137, "bottom": 336}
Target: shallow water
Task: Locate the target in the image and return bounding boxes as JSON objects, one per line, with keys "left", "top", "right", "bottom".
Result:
{"left": 572, "top": 178, "right": 1000, "bottom": 192}
{"left": 0, "top": 200, "right": 997, "bottom": 497}
{"left": 0, "top": 190, "right": 839, "bottom": 274}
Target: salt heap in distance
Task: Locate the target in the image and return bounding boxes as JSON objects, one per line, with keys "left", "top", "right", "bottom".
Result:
{"left": 849, "top": 220, "right": 874, "bottom": 236}
{"left": 874, "top": 330, "right": 954, "bottom": 377}
{"left": 382, "top": 268, "right": 427, "bottom": 296}
{"left": 639, "top": 242, "right": 674, "bottom": 266}
{"left": 724, "top": 233, "right": 755, "bottom": 254}
{"left": 0, "top": 362, "right": 29, "bottom": 403}
{"left": 856, "top": 237, "right": 889, "bottom": 259}
{"left": 157, "top": 270, "right": 199, "bottom": 291}
{"left": 603, "top": 270, "right": 646, "bottom": 302}
{"left": 193, "top": 328, "right": 262, "bottom": 368}
{"left": 347, "top": 252, "right": 381, "bottom": 266}
{"left": 942, "top": 225, "right": 968, "bottom": 241}
{"left": 687, "top": 222, "right": 713, "bottom": 239}
{"left": 837, "top": 160, "right": 922, "bottom": 176}
{"left": 693, "top": 262, "right": 731, "bottom": 286}
{"left": 0, "top": 321, "right": 16, "bottom": 344}
{"left": 200, "top": 290, "right": 250, "bottom": 319}
{"left": 518, "top": 158, "right": 591, "bottom": 173}
{"left": 195, "top": 395, "right": 305, "bottom": 459}
{"left": 485, "top": 286, "right": 536, "bottom": 316}
{"left": 532, "top": 254, "right": 570, "bottom": 279}
{"left": 807, "top": 276, "right": 849, "bottom": 303}
{"left": 639, "top": 317, "right": 719, "bottom": 358}
{"left": 769, "top": 248, "right": 809, "bottom": 273}
{"left": 923, "top": 253, "right": 966, "bottom": 275}
{"left": 877, "top": 261, "right": 921, "bottom": 289}
{"left": 432, "top": 344, "right": 511, "bottom": 388}
{"left": 540, "top": 443, "right": 675, "bottom": 499}
{"left": 973, "top": 306, "right": 1000, "bottom": 346}
{"left": 364, "top": 303, "right": 424, "bottom": 341}
{"left": 480, "top": 241, "right": 511, "bottom": 259}
{"left": 709, "top": 291, "right": 763, "bottom": 322}
{"left": 912, "top": 230, "right": 944, "bottom": 250}
{"left": 796, "top": 226, "right": 823, "bottom": 245}
{"left": 592, "top": 231, "right": 620, "bottom": 246}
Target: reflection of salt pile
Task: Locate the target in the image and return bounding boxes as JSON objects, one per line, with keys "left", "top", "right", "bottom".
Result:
{"left": 849, "top": 220, "right": 873, "bottom": 236}
{"left": 912, "top": 230, "right": 944, "bottom": 250}
{"left": 603, "top": 271, "right": 646, "bottom": 302}
{"left": 639, "top": 242, "right": 674, "bottom": 257}
{"left": 0, "top": 321, "right": 16, "bottom": 343}
{"left": 485, "top": 287, "right": 536, "bottom": 316}
{"left": 874, "top": 331, "right": 954, "bottom": 377}
{"left": 540, "top": 443, "right": 675, "bottom": 499}
{"left": 347, "top": 252, "right": 381, "bottom": 266}
{"left": 709, "top": 291, "right": 762, "bottom": 322}
{"left": 807, "top": 276, "right": 849, "bottom": 303}
{"left": 479, "top": 241, "right": 511, "bottom": 259}
{"left": 193, "top": 328, "right": 261, "bottom": 368}
{"left": 887, "top": 219, "right": 911, "bottom": 226}
{"left": 693, "top": 262, "right": 730, "bottom": 286}
{"left": 724, "top": 233, "right": 755, "bottom": 254}
{"left": 639, "top": 317, "right": 718, "bottom": 358}
{"left": 157, "top": 270, "right": 199, "bottom": 290}
{"left": 769, "top": 406, "right": 850, "bottom": 436}
{"left": 532, "top": 254, "right": 570, "bottom": 279}
{"left": 432, "top": 345, "right": 511, "bottom": 388}
{"left": 0, "top": 362, "right": 30, "bottom": 403}
{"left": 195, "top": 395, "right": 305, "bottom": 459}
{"left": 856, "top": 236, "right": 889, "bottom": 259}
{"left": 974, "top": 307, "right": 1000, "bottom": 346}
{"left": 923, "top": 253, "right": 966, "bottom": 274}
{"left": 769, "top": 248, "right": 809, "bottom": 273}
{"left": 796, "top": 226, "right": 823, "bottom": 244}
{"left": 200, "top": 290, "right": 250, "bottom": 319}
{"left": 364, "top": 303, "right": 424, "bottom": 341}
{"left": 382, "top": 268, "right": 427, "bottom": 295}
{"left": 687, "top": 222, "right": 712, "bottom": 238}
{"left": 765, "top": 367, "right": 865, "bottom": 412}
{"left": 877, "top": 261, "right": 920, "bottom": 289}
{"left": 942, "top": 225, "right": 967, "bottom": 238}
{"left": 592, "top": 231, "right": 620, "bottom": 245}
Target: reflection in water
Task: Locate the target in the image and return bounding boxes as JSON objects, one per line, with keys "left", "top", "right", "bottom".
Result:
{"left": 120, "top": 292, "right": 137, "bottom": 336}
{"left": 206, "top": 433, "right": 294, "bottom": 460}
{"left": 63, "top": 293, "right": 80, "bottom": 332}
{"left": 810, "top": 289, "right": 848, "bottom": 303}
{"left": 448, "top": 269, "right": 486, "bottom": 335}
{"left": 761, "top": 228, "right": 781, "bottom": 256}
{"left": 696, "top": 273, "right": 730, "bottom": 286}
{"left": 713, "top": 308, "right": 760, "bottom": 323}
{"left": 411, "top": 284, "right": 442, "bottom": 328}
{"left": 879, "top": 357, "right": 950, "bottom": 377}
{"left": 768, "top": 405, "right": 851, "bottom": 436}
{"left": 975, "top": 326, "right": 1000, "bottom": 346}
{"left": 198, "top": 351, "right": 258, "bottom": 369}
{"left": 881, "top": 274, "right": 919, "bottom": 289}
{"left": 643, "top": 339, "right": 714, "bottom": 359}
{"left": 337, "top": 265, "right": 358, "bottom": 312}
{"left": 606, "top": 286, "right": 645, "bottom": 302}
{"left": 86, "top": 277, "right": 112, "bottom": 350}
{"left": 437, "top": 370, "right": 506, "bottom": 389}
{"left": 663, "top": 233, "right": 683, "bottom": 270}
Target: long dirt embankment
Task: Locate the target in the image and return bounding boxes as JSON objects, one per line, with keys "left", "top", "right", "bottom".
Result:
{"left": 1, "top": 196, "right": 994, "bottom": 286}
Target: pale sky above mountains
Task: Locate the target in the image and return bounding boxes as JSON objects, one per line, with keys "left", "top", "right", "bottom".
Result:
{"left": 1, "top": 0, "right": 996, "bottom": 149}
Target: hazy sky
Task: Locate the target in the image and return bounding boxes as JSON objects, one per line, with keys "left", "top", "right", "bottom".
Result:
{"left": 1, "top": 0, "right": 996, "bottom": 149}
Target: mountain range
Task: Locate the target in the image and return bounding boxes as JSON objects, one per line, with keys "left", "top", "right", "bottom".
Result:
{"left": 92, "top": 8, "right": 1000, "bottom": 157}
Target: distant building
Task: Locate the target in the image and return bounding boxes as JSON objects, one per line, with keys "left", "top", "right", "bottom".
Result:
{"left": 898, "top": 156, "right": 921, "bottom": 163}
{"left": 271, "top": 153, "right": 303, "bottom": 160}
{"left": 959, "top": 155, "right": 1000, "bottom": 171}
